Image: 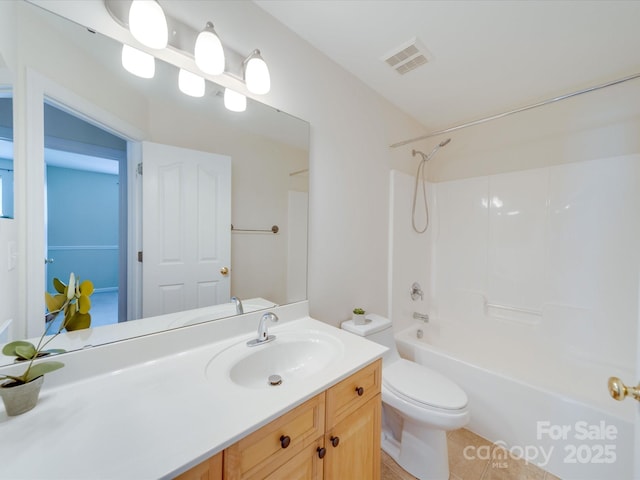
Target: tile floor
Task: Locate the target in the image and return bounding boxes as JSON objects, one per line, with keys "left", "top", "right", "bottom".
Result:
{"left": 381, "top": 428, "right": 561, "bottom": 480}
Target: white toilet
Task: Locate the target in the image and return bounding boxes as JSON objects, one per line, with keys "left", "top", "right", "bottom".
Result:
{"left": 341, "top": 314, "right": 469, "bottom": 480}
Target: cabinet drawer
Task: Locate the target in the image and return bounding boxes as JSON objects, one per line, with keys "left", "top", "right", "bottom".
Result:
{"left": 325, "top": 359, "right": 381, "bottom": 429}
{"left": 224, "top": 393, "right": 325, "bottom": 480}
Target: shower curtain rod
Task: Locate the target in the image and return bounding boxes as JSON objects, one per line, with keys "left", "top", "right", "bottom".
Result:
{"left": 390, "top": 71, "right": 640, "bottom": 148}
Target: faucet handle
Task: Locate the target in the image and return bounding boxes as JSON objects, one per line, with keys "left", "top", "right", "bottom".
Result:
{"left": 410, "top": 282, "right": 424, "bottom": 301}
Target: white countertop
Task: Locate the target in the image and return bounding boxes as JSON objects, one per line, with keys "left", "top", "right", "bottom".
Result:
{"left": 0, "top": 306, "right": 386, "bottom": 479}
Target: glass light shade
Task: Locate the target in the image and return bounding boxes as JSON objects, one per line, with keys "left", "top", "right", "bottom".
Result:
{"left": 224, "top": 88, "right": 247, "bottom": 112}
{"left": 121, "top": 45, "right": 155, "bottom": 78}
{"left": 194, "top": 23, "right": 225, "bottom": 75}
{"left": 178, "top": 69, "right": 205, "bottom": 97}
{"left": 129, "top": 0, "right": 168, "bottom": 49}
{"left": 244, "top": 50, "right": 271, "bottom": 94}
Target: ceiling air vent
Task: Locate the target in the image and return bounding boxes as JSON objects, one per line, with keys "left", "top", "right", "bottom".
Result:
{"left": 382, "top": 37, "right": 432, "bottom": 75}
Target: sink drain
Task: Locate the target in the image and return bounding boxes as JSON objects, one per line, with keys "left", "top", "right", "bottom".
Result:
{"left": 268, "top": 374, "right": 283, "bottom": 386}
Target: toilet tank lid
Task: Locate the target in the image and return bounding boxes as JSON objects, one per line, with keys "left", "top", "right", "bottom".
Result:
{"left": 341, "top": 314, "right": 391, "bottom": 336}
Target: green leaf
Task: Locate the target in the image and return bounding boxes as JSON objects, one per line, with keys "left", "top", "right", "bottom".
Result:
{"left": 2, "top": 340, "right": 35, "bottom": 357}
{"left": 15, "top": 344, "right": 38, "bottom": 360}
{"left": 25, "top": 361, "right": 64, "bottom": 382}
{"left": 53, "top": 277, "right": 66, "bottom": 294}
{"left": 79, "top": 280, "right": 94, "bottom": 297}
{"left": 78, "top": 294, "right": 91, "bottom": 314}
{"left": 45, "top": 292, "right": 67, "bottom": 313}
{"left": 65, "top": 312, "right": 91, "bottom": 331}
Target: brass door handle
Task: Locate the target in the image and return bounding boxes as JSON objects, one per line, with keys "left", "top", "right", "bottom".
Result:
{"left": 608, "top": 377, "right": 640, "bottom": 402}
{"left": 220, "top": 267, "right": 229, "bottom": 276}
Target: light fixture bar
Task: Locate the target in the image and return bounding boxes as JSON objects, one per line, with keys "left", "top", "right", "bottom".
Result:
{"left": 104, "top": 0, "right": 269, "bottom": 93}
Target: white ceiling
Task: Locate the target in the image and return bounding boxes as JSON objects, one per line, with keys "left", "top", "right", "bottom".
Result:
{"left": 253, "top": 0, "right": 640, "bottom": 131}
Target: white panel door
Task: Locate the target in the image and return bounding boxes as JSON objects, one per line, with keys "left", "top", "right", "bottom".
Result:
{"left": 141, "top": 141, "right": 231, "bottom": 317}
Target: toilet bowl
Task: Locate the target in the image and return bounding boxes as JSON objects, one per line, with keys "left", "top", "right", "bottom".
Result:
{"left": 341, "top": 314, "right": 469, "bottom": 480}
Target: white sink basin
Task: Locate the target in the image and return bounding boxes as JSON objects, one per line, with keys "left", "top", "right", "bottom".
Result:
{"left": 206, "top": 331, "right": 344, "bottom": 389}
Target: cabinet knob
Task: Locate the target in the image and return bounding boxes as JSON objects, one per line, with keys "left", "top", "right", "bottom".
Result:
{"left": 280, "top": 435, "right": 291, "bottom": 449}
{"left": 317, "top": 447, "right": 326, "bottom": 459}
{"left": 355, "top": 386, "right": 364, "bottom": 396}
{"left": 330, "top": 436, "right": 340, "bottom": 448}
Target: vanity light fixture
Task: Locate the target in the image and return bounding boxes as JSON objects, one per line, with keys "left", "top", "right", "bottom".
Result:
{"left": 224, "top": 88, "right": 247, "bottom": 112}
{"left": 121, "top": 44, "right": 155, "bottom": 78}
{"left": 179, "top": 69, "right": 206, "bottom": 97}
{"left": 244, "top": 49, "right": 271, "bottom": 95}
{"left": 128, "top": 0, "right": 168, "bottom": 50}
{"left": 194, "top": 22, "right": 225, "bottom": 76}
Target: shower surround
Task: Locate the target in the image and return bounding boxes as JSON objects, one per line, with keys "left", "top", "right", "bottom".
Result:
{"left": 388, "top": 154, "right": 640, "bottom": 479}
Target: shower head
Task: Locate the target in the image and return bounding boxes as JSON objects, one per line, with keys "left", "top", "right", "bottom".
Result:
{"left": 412, "top": 138, "right": 452, "bottom": 162}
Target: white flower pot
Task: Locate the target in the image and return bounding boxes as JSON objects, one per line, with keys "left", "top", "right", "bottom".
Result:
{"left": 0, "top": 375, "right": 44, "bottom": 416}
{"left": 353, "top": 313, "right": 366, "bottom": 325}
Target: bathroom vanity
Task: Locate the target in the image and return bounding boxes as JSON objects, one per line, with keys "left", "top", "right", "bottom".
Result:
{"left": 0, "top": 302, "right": 386, "bottom": 479}
{"left": 179, "top": 360, "right": 381, "bottom": 480}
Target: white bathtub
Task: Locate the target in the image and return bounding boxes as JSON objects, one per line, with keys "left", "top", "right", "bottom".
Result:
{"left": 395, "top": 321, "right": 635, "bottom": 480}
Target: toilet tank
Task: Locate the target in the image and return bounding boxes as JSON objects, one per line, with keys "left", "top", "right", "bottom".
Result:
{"left": 341, "top": 314, "right": 400, "bottom": 364}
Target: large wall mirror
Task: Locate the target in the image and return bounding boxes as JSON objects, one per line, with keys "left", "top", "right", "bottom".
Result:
{"left": 0, "top": 1, "right": 309, "bottom": 364}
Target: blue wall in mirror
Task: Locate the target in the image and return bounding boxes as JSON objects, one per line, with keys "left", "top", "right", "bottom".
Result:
{"left": 46, "top": 166, "right": 119, "bottom": 292}
{"left": 0, "top": 97, "right": 13, "bottom": 218}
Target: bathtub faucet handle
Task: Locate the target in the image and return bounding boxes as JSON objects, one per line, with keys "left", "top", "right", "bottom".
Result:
{"left": 410, "top": 282, "right": 424, "bottom": 301}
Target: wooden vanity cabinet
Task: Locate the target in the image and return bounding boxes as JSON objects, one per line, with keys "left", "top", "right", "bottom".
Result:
{"left": 176, "top": 359, "right": 382, "bottom": 480}
{"left": 174, "top": 451, "right": 223, "bottom": 480}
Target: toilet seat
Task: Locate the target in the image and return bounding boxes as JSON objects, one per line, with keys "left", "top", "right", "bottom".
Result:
{"left": 383, "top": 359, "right": 468, "bottom": 411}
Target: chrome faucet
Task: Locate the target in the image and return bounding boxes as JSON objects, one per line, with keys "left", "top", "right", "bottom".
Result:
{"left": 231, "top": 296, "right": 244, "bottom": 314}
{"left": 413, "top": 312, "right": 429, "bottom": 322}
{"left": 247, "top": 312, "right": 278, "bottom": 346}
{"left": 410, "top": 282, "right": 424, "bottom": 301}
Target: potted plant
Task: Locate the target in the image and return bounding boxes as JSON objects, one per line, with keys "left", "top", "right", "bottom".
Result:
{"left": 0, "top": 273, "right": 93, "bottom": 416}
{"left": 352, "top": 307, "right": 366, "bottom": 325}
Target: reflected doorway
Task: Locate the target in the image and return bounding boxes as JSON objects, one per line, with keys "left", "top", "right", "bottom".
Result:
{"left": 44, "top": 101, "right": 128, "bottom": 327}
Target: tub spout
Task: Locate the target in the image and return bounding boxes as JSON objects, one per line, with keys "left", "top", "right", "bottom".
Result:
{"left": 413, "top": 312, "right": 429, "bottom": 322}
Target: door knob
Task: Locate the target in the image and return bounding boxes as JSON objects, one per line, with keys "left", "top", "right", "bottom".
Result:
{"left": 608, "top": 376, "right": 640, "bottom": 402}
{"left": 44, "top": 258, "right": 55, "bottom": 264}
{"left": 220, "top": 266, "right": 229, "bottom": 276}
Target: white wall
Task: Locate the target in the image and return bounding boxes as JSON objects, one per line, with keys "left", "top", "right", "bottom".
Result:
{"left": 422, "top": 77, "right": 640, "bottom": 182}
{"left": 390, "top": 70, "right": 640, "bottom": 381}
{"left": 16, "top": 0, "right": 426, "bottom": 329}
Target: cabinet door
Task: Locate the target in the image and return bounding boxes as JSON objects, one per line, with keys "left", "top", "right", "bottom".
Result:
{"left": 324, "top": 394, "right": 381, "bottom": 480}
{"left": 173, "top": 451, "right": 222, "bottom": 480}
{"left": 263, "top": 438, "right": 324, "bottom": 480}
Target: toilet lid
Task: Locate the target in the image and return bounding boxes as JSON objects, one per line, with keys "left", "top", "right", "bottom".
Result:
{"left": 383, "top": 359, "right": 468, "bottom": 410}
